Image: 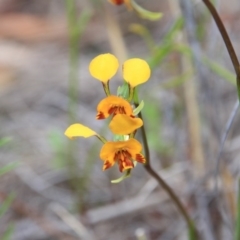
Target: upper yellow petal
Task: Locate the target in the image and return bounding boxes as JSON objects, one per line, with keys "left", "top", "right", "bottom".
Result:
{"left": 64, "top": 124, "right": 97, "bottom": 139}
{"left": 89, "top": 53, "right": 119, "bottom": 83}
{"left": 123, "top": 58, "right": 151, "bottom": 87}
{"left": 109, "top": 114, "right": 143, "bottom": 135}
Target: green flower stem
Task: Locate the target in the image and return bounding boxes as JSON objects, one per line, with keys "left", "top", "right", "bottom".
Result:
{"left": 65, "top": 0, "right": 80, "bottom": 124}
{"left": 134, "top": 90, "right": 197, "bottom": 239}
{"left": 65, "top": 0, "right": 91, "bottom": 210}
{"left": 128, "top": 85, "right": 134, "bottom": 102}
{"left": 102, "top": 82, "right": 111, "bottom": 96}
{"left": 202, "top": 0, "right": 240, "bottom": 98}
{"left": 96, "top": 135, "right": 107, "bottom": 144}
{"left": 235, "top": 179, "right": 240, "bottom": 240}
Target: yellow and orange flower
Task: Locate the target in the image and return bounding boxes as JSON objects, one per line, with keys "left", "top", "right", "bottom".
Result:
{"left": 108, "top": 0, "right": 132, "bottom": 10}
{"left": 64, "top": 124, "right": 146, "bottom": 172}
{"left": 65, "top": 53, "right": 150, "bottom": 178}
{"left": 100, "top": 138, "right": 145, "bottom": 172}
{"left": 89, "top": 53, "right": 150, "bottom": 89}
{"left": 96, "top": 95, "right": 134, "bottom": 119}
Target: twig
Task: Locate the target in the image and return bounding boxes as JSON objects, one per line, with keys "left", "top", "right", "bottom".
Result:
{"left": 202, "top": 0, "right": 240, "bottom": 97}
{"left": 50, "top": 203, "right": 95, "bottom": 240}
{"left": 134, "top": 100, "right": 197, "bottom": 238}
{"left": 178, "top": 0, "right": 205, "bottom": 176}
{"left": 0, "top": 192, "right": 72, "bottom": 240}
{"left": 15, "top": 163, "right": 75, "bottom": 206}
{"left": 196, "top": 193, "right": 216, "bottom": 240}
{"left": 86, "top": 163, "right": 188, "bottom": 224}
{"left": 235, "top": 179, "right": 240, "bottom": 240}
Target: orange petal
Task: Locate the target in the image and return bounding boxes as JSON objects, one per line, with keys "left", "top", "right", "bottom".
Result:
{"left": 109, "top": 0, "right": 124, "bottom": 5}
{"left": 118, "top": 157, "right": 134, "bottom": 172}
{"left": 100, "top": 139, "right": 142, "bottom": 162}
{"left": 96, "top": 95, "right": 133, "bottom": 119}
{"left": 109, "top": 114, "right": 143, "bottom": 135}
{"left": 89, "top": 53, "right": 119, "bottom": 83}
{"left": 135, "top": 153, "right": 146, "bottom": 163}
{"left": 103, "top": 160, "right": 115, "bottom": 171}
{"left": 123, "top": 58, "right": 151, "bottom": 87}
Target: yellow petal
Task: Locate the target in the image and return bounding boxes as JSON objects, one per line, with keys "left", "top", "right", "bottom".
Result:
{"left": 64, "top": 124, "right": 96, "bottom": 139}
{"left": 109, "top": 114, "right": 143, "bottom": 135}
{"left": 89, "top": 53, "right": 119, "bottom": 83}
{"left": 123, "top": 58, "right": 151, "bottom": 87}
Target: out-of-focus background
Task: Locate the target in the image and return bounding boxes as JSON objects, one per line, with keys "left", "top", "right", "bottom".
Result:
{"left": 0, "top": 0, "right": 240, "bottom": 239}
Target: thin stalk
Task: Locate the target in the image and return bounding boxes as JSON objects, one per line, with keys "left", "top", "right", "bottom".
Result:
{"left": 134, "top": 90, "right": 197, "bottom": 239}
{"left": 65, "top": 0, "right": 81, "bottom": 205}
{"left": 65, "top": 0, "right": 79, "bottom": 124}
{"left": 202, "top": 0, "right": 240, "bottom": 98}
{"left": 235, "top": 179, "right": 240, "bottom": 240}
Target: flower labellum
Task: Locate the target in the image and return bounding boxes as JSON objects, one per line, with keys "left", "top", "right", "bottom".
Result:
{"left": 100, "top": 138, "right": 146, "bottom": 172}
{"left": 96, "top": 95, "right": 134, "bottom": 119}
{"left": 109, "top": 114, "right": 143, "bottom": 135}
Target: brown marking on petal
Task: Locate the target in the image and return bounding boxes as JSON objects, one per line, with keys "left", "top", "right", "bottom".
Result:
{"left": 108, "top": 106, "right": 117, "bottom": 115}
{"left": 118, "top": 162, "right": 124, "bottom": 172}
{"left": 96, "top": 112, "right": 105, "bottom": 120}
{"left": 115, "top": 150, "right": 134, "bottom": 172}
{"left": 123, "top": 157, "right": 134, "bottom": 168}
{"left": 110, "top": 0, "right": 124, "bottom": 5}
{"left": 108, "top": 105, "right": 127, "bottom": 116}
{"left": 103, "top": 161, "right": 112, "bottom": 171}
{"left": 135, "top": 153, "right": 146, "bottom": 163}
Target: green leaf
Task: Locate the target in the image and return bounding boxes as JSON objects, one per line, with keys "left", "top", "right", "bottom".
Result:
{"left": 117, "top": 81, "right": 130, "bottom": 100}
{"left": 133, "top": 100, "right": 144, "bottom": 115}
{"left": 2, "top": 224, "right": 14, "bottom": 240}
{"left": 161, "top": 71, "right": 192, "bottom": 89}
{"left": 0, "top": 138, "right": 11, "bottom": 148}
{"left": 163, "top": 17, "right": 184, "bottom": 43}
{"left": 111, "top": 169, "right": 131, "bottom": 183}
{"left": 0, "top": 193, "right": 15, "bottom": 218}
{"left": 203, "top": 57, "right": 236, "bottom": 85}
{"left": 148, "top": 17, "right": 184, "bottom": 69}
{"left": 78, "top": 9, "right": 92, "bottom": 37}
{"left": 130, "top": 0, "right": 162, "bottom": 21}
{"left": 0, "top": 162, "right": 19, "bottom": 177}
{"left": 129, "top": 24, "right": 155, "bottom": 52}
{"left": 188, "top": 221, "right": 197, "bottom": 240}
{"left": 48, "top": 131, "right": 67, "bottom": 168}
{"left": 113, "top": 134, "right": 125, "bottom": 142}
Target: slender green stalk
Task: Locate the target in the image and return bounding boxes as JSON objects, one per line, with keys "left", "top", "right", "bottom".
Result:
{"left": 65, "top": 0, "right": 80, "bottom": 124}
{"left": 65, "top": 0, "right": 80, "bottom": 207}
{"left": 65, "top": 1, "right": 94, "bottom": 211}
{"left": 202, "top": 0, "right": 240, "bottom": 98}
{"left": 134, "top": 90, "right": 197, "bottom": 239}
{"left": 235, "top": 179, "right": 240, "bottom": 240}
